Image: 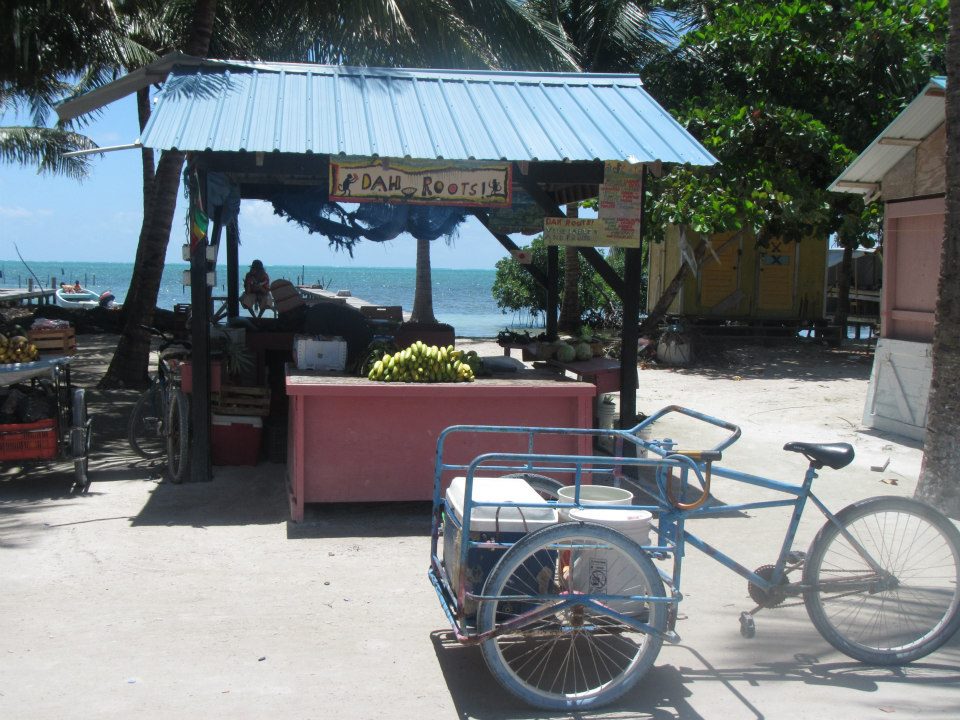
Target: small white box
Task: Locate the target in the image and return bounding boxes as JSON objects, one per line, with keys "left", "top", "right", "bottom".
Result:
{"left": 294, "top": 335, "right": 347, "bottom": 371}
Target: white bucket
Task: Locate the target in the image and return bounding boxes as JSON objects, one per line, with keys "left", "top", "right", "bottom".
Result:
{"left": 566, "top": 507, "right": 654, "bottom": 597}
{"left": 568, "top": 507, "right": 652, "bottom": 547}
{"left": 597, "top": 396, "right": 618, "bottom": 453}
{"left": 558, "top": 484, "right": 633, "bottom": 521}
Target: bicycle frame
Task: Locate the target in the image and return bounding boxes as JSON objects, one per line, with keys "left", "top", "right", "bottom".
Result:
{"left": 429, "top": 406, "right": 888, "bottom": 643}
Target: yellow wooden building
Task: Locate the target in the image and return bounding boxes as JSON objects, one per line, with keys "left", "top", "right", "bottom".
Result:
{"left": 646, "top": 226, "right": 828, "bottom": 322}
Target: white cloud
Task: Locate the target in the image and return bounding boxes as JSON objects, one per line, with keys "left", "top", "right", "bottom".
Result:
{"left": 0, "top": 206, "right": 52, "bottom": 219}
{"left": 240, "top": 200, "right": 287, "bottom": 228}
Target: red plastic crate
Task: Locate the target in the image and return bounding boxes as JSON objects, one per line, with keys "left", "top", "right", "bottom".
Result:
{"left": 0, "top": 417, "right": 58, "bottom": 461}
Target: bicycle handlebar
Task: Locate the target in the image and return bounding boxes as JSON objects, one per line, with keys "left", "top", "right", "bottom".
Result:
{"left": 632, "top": 405, "right": 742, "bottom": 455}
{"left": 140, "top": 324, "right": 191, "bottom": 353}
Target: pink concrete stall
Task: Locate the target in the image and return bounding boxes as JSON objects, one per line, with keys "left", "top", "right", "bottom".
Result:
{"left": 286, "top": 370, "right": 595, "bottom": 521}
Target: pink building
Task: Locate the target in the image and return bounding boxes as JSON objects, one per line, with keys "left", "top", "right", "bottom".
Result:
{"left": 830, "top": 78, "right": 945, "bottom": 440}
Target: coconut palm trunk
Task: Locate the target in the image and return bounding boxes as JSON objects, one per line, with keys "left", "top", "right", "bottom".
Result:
{"left": 915, "top": 0, "right": 960, "bottom": 518}
{"left": 100, "top": 0, "right": 217, "bottom": 388}
{"left": 410, "top": 236, "right": 437, "bottom": 324}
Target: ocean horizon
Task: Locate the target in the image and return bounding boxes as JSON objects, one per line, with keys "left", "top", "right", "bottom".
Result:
{"left": 0, "top": 259, "right": 541, "bottom": 338}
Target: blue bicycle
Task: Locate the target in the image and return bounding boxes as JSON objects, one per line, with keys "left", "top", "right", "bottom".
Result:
{"left": 429, "top": 406, "right": 960, "bottom": 710}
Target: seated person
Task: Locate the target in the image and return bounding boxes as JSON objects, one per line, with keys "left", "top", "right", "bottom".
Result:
{"left": 240, "top": 259, "right": 274, "bottom": 318}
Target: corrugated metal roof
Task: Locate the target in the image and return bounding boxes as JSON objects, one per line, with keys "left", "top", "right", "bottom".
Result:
{"left": 830, "top": 77, "right": 946, "bottom": 196}
{"left": 139, "top": 60, "right": 716, "bottom": 166}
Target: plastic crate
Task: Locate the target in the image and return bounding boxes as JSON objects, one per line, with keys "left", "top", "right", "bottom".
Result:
{"left": 0, "top": 417, "right": 58, "bottom": 461}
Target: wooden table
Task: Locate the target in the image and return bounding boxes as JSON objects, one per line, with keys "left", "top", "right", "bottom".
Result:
{"left": 285, "top": 369, "right": 595, "bottom": 520}
{"left": 546, "top": 357, "right": 621, "bottom": 396}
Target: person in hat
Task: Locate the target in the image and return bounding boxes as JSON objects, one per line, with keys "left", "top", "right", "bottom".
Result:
{"left": 240, "top": 259, "right": 274, "bottom": 318}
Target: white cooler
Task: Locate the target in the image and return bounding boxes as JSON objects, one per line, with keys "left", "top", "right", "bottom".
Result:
{"left": 443, "top": 475, "right": 558, "bottom": 616}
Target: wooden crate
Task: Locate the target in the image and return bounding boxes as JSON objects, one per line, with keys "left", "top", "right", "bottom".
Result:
{"left": 212, "top": 385, "right": 271, "bottom": 417}
{"left": 28, "top": 327, "right": 77, "bottom": 355}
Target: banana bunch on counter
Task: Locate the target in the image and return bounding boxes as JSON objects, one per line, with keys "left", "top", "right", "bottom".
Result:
{"left": 367, "top": 342, "right": 479, "bottom": 383}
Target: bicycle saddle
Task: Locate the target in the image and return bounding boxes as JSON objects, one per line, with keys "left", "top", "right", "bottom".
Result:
{"left": 783, "top": 442, "right": 855, "bottom": 469}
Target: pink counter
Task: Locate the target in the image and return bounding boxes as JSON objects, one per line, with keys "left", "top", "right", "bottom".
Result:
{"left": 285, "top": 369, "right": 595, "bottom": 521}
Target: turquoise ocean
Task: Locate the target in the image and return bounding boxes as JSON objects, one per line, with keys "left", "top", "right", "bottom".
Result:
{"left": 0, "top": 260, "right": 538, "bottom": 338}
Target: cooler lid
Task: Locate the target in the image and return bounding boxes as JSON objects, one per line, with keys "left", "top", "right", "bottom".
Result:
{"left": 446, "top": 476, "right": 558, "bottom": 533}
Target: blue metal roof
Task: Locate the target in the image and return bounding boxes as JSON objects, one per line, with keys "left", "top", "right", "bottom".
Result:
{"left": 140, "top": 60, "right": 716, "bottom": 166}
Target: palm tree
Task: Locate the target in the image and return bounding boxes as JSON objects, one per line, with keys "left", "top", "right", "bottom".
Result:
{"left": 915, "top": 2, "right": 960, "bottom": 519}
{"left": 0, "top": 1, "right": 131, "bottom": 179}
{"left": 92, "top": 1, "right": 575, "bottom": 386}
{"left": 529, "top": 1, "right": 693, "bottom": 332}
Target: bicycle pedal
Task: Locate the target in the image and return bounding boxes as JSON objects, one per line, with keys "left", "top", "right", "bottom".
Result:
{"left": 787, "top": 550, "right": 807, "bottom": 565}
{"left": 739, "top": 611, "right": 756, "bottom": 639}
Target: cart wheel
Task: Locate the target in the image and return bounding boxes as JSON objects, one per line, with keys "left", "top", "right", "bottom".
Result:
{"left": 71, "top": 388, "right": 90, "bottom": 491}
{"left": 478, "top": 522, "right": 667, "bottom": 710}
{"left": 166, "top": 389, "right": 190, "bottom": 483}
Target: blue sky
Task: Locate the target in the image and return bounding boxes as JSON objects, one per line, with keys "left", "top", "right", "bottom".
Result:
{"left": 0, "top": 94, "right": 518, "bottom": 269}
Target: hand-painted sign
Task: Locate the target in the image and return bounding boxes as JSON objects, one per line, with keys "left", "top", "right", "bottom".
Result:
{"left": 543, "top": 162, "right": 643, "bottom": 248}
{"left": 329, "top": 158, "right": 511, "bottom": 207}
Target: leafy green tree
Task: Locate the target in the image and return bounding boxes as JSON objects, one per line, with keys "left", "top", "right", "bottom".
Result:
{"left": 527, "top": 1, "right": 694, "bottom": 331}
{"left": 641, "top": 0, "right": 946, "bottom": 335}
{"left": 493, "top": 236, "right": 626, "bottom": 327}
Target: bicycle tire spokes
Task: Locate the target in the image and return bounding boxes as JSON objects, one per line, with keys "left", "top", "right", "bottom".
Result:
{"left": 805, "top": 499, "right": 960, "bottom": 663}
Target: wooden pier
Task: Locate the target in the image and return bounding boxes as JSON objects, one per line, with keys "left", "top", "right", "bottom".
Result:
{"left": 0, "top": 287, "right": 56, "bottom": 307}
{"left": 296, "top": 286, "right": 412, "bottom": 321}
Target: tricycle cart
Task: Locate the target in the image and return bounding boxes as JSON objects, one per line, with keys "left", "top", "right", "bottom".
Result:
{"left": 429, "top": 406, "right": 960, "bottom": 710}
{"left": 0, "top": 356, "right": 93, "bottom": 490}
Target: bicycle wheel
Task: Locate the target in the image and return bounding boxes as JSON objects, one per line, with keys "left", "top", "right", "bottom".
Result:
{"left": 71, "top": 388, "right": 90, "bottom": 491}
{"left": 478, "top": 522, "right": 666, "bottom": 710}
{"left": 128, "top": 384, "right": 165, "bottom": 458}
{"left": 500, "top": 472, "right": 564, "bottom": 501}
{"left": 804, "top": 496, "right": 960, "bottom": 664}
{"left": 166, "top": 389, "right": 190, "bottom": 483}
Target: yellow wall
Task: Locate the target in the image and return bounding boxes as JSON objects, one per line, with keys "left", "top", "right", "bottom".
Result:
{"left": 646, "top": 226, "right": 826, "bottom": 321}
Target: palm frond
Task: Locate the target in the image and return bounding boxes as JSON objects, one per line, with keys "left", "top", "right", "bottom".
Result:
{"left": 0, "top": 126, "right": 98, "bottom": 180}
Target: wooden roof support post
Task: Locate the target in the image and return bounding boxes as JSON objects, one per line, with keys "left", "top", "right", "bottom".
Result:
{"left": 226, "top": 219, "right": 240, "bottom": 319}
{"left": 546, "top": 244, "right": 559, "bottom": 340}
{"left": 619, "top": 166, "right": 646, "bottom": 430}
{"left": 188, "top": 156, "right": 213, "bottom": 482}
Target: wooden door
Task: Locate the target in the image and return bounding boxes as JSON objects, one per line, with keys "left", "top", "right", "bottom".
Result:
{"left": 756, "top": 239, "right": 797, "bottom": 313}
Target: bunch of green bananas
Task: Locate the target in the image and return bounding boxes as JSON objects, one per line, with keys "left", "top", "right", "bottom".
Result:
{"left": 367, "top": 342, "right": 479, "bottom": 383}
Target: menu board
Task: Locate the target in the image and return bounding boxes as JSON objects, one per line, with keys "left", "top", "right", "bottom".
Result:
{"left": 543, "top": 161, "right": 643, "bottom": 247}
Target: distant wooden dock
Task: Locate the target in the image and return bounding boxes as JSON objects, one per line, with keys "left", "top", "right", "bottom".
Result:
{"left": 297, "top": 286, "right": 412, "bottom": 321}
{"left": 0, "top": 287, "right": 55, "bottom": 307}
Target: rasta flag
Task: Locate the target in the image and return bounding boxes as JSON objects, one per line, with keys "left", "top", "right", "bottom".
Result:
{"left": 190, "top": 206, "right": 209, "bottom": 250}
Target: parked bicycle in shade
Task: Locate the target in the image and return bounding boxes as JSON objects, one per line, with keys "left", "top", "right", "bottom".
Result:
{"left": 127, "top": 325, "right": 190, "bottom": 482}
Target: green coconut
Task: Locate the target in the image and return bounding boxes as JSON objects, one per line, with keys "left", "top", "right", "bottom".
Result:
{"left": 555, "top": 343, "right": 576, "bottom": 362}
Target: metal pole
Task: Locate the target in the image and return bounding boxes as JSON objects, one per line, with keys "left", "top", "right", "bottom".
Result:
{"left": 189, "top": 158, "right": 212, "bottom": 482}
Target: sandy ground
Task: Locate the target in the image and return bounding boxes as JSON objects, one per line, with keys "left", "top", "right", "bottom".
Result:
{"left": 1, "top": 335, "right": 957, "bottom": 719}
